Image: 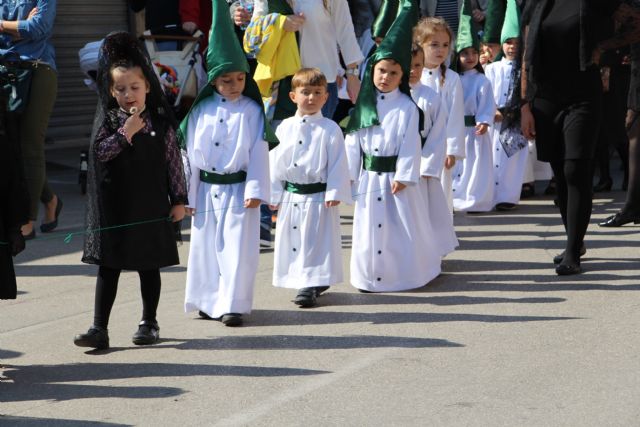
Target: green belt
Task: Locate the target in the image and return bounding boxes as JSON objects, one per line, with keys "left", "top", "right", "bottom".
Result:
{"left": 363, "top": 153, "right": 397, "bottom": 173}
{"left": 464, "top": 115, "right": 476, "bottom": 127}
{"left": 285, "top": 181, "right": 327, "bottom": 194}
{"left": 200, "top": 170, "right": 247, "bottom": 184}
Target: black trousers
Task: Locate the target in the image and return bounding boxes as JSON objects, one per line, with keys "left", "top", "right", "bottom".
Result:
{"left": 532, "top": 94, "right": 602, "bottom": 264}
{"left": 93, "top": 266, "right": 161, "bottom": 329}
{"left": 622, "top": 113, "right": 640, "bottom": 215}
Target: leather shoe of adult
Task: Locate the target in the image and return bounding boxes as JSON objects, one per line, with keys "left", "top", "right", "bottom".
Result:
{"left": 132, "top": 320, "right": 160, "bottom": 345}
{"left": 555, "top": 263, "right": 582, "bottom": 276}
{"left": 221, "top": 313, "right": 243, "bottom": 326}
{"left": 598, "top": 212, "right": 640, "bottom": 228}
{"left": 74, "top": 326, "right": 109, "bottom": 349}
{"left": 553, "top": 244, "right": 586, "bottom": 264}
{"left": 40, "top": 198, "right": 63, "bottom": 233}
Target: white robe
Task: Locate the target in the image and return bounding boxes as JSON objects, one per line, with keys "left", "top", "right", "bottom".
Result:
{"left": 485, "top": 58, "right": 529, "bottom": 205}
{"left": 421, "top": 66, "right": 466, "bottom": 212}
{"left": 270, "top": 111, "right": 351, "bottom": 289}
{"left": 345, "top": 89, "right": 441, "bottom": 292}
{"left": 452, "top": 69, "right": 497, "bottom": 212}
{"left": 184, "top": 95, "right": 270, "bottom": 318}
{"left": 411, "top": 83, "right": 458, "bottom": 257}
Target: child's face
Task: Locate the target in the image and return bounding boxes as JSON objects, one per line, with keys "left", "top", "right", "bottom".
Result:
{"left": 409, "top": 50, "right": 425, "bottom": 85}
{"left": 110, "top": 66, "right": 149, "bottom": 112}
{"left": 459, "top": 47, "right": 479, "bottom": 71}
{"left": 373, "top": 59, "right": 403, "bottom": 93}
{"left": 502, "top": 38, "right": 519, "bottom": 60}
{"left": 289, "top": 84, "right": 328, "bottom": 116}
{"left": 422, "top": 30, "right": 451, "bottom": 68}
{"left": 212, "top": 71, "right": 246, "bottom": 100}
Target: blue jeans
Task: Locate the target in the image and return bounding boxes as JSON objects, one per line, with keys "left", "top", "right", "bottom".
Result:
{"left": 260, "top": 204, "right": 271, "bottom": 230}
{"left": 321, "top": 82, "right": 339, "bottom": 120}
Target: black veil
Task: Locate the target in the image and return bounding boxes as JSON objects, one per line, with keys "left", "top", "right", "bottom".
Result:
{"left": 82, "top": 31, "right": 179, "bottom": 264}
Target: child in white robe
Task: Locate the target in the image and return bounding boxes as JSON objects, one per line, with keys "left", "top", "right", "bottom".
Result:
{"left": 414, "top": 17, "right": 466, "bottom": 213}
{"left": 485, "top": 41, "right": 529, "bottom": 210}
{"left": 269, "top": 68, "right": 351, "bottom": 308}
{"left": 182, "top": 0, "right": 271, "bottom": 327}
{"left": 451, "top": 46, "right": 497, "bottom": 213}
{"left": 409, "top": 44, "right": 458, "bottom": 258}
{"left": 346, "top": 57, "right": 441, "bottom": 292}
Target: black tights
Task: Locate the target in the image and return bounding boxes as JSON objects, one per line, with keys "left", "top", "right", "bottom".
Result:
{"left": 550, "top": 159, "right": 593, "bottom": 265}
{"left": 93, "top": 266, "right": 161, "bottom": 329}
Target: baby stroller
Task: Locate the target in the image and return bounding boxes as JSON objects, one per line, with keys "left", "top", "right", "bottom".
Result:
{"left": 76, "top": 28, "right": 206, "bottom": 194}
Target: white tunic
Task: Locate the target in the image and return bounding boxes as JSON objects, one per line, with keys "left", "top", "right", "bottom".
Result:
{"left": 270, "top": 111, "right": 351, "bottom": 289}
{"left": 345, "top": 89, "right": 441, "bottom": 292}
{"left": 253, "top": 0, "right": 364, "bottom": 83}
{"left": 452, "top": 69, "right": 497, "bottom": 212}
{"left": 421, "top": 66, "right": 466, "bottom": 211}
{"left": 485, "top": 58, "right": 529, "bottom": 205}
{"left": 411, "top": 83, "right": 458, "bottom": 257}
{"left": 184, "top": 95, "right": 270, "bottom": 318}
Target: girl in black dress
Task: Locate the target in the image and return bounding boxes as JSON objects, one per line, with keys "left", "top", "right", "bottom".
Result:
{"left": 74, "top": 32, "right": 187, "bottom": 349}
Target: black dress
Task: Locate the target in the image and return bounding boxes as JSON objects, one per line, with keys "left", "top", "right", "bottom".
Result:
{"left": 0, "top": 98, "right": 30, "bottom": 299}
{"left": 82, "top": 108, "right": 187, "bottom": 271}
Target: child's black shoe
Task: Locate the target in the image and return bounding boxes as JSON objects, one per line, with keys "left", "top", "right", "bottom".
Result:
{"left": 294, "top": 287, "right": 317, "bottom": 308}
{"left": 221, "top": 313, "right": 243, "bottom": 326}
{"left": 132, "top": 320, "right": 160, "bottom": 345}
{"left": 74, "top": 326, "right": 109, "bottom": 349}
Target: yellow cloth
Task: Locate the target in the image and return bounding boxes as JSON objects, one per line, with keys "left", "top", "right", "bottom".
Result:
{"left": 252, "top": 15, "right": 301, "bottom": 97}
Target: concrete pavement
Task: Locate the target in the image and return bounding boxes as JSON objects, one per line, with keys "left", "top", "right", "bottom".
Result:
{"left": 1, "top": 148, "right": 639, "bottom": 426}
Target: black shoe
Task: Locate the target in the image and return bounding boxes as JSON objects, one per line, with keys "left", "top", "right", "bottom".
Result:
{"left": 22, "top": 228, "right": 36, "bottom": 241}
{"left": 555, "top": 263, "right": 582, "bottom": 276}
{"left": 358, "top": 288, "right": 373, "bottom": 293}
{"left": 132, "top": 320, "right": 160, "bottom": 345}
{"left": 314, "top": 286, "right": 330, "bottom": 296}
{"left": 553, "top": 244, "right": 587, "bottom": 264}
{"left": 294, "top": 287, "right": 317, "bottom": 308}
{"left": 521, "top": 183, "right": 535, "bottom": 199}
{"left": 198, "top": 310, "right": 214, "bottom": 320}
{"left": 598, "top": 212, "right": 640, "bottom": 227}
{"left": 495, "top": 202, "right": 517, "bottom": 211}
{"left": 40, "top": 197, "right": 63, "bottom": 233}
{"left": 593, "top": 178, "right": 613, "bottom": 193}
{"left": 259, "top": 226, "right": 272, "bottom": 247}
{"left": 74, "top": 326, "right": 109, "bottom": 349}
{"left": 221, "top": 313, "right": 243, "bottom": 326}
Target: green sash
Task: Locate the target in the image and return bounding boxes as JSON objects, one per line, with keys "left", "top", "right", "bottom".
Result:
{"left": 285, "top": 181, "right": 327, "bottom": 194}
{"left": 200, "top": 170, "right": 247, "bottom": 184}
{"left": 464, "top": 115, "right": 476, "bottom": 127}
{"left": 363, "top": 153, "right": 398, "bottom": 173}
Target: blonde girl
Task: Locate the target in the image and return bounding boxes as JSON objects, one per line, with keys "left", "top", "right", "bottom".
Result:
{"left": 413, "top": 17, "right": 466, "bottom": 212}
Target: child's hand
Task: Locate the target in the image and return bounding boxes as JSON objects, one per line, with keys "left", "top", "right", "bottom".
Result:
{"left": 283, "top": 13, "right": 305, "bottom": 32}
{"left": 244, "top": 198, "right": 261, "bottom": 208}
{"left": 185, "top": 207, "right": 196, "bottom": 216}
{"left": 28, "top": 7, "right": 38, "bottom": 19}
{"left": 124, "top": 110, "right": 145, "bottom": 141}
{"left": 494, "top": 111, "right": 503, "bottom": 122}
{"left": 391, "top": 181, "right": 406, "bottom": 194}
{"left": 325, "top": 200, "right": 340, "bottom": 208}
{"left": 475, "top": 123, "right": 489, "bottom": 136}
{"left": 268, "top": 204, "right": 279, "bottom": 211}
{"left": 171, "top": 204, "right": 186, "bottom": 222}
{"left": 444, "top": 155, "right": 456, "bottom": 169}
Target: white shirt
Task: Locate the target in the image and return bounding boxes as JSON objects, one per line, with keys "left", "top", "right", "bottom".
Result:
{"left": 253, "top": 0, "right": 364, "bottom": 83}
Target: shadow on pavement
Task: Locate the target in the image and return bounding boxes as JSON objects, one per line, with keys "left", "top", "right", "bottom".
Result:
{"left": 166, "top": 334, "right": 464, "bottom": 351}
{"left": 318, "top": 292, "right": 566, "bottom": 307}
{"left": 246, "top": 309, "right": 578, "bottom": 327}
{"left": 0, "top": 416, "right": 127, "bottom": 426}
{"left": 0, "top": 349, "right": 23, "bottom": 360}
{"left": 0, "top": 362, "right": 328, "bottom": 403}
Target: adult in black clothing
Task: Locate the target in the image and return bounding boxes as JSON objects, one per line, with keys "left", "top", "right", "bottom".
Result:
{"left": 593, "top": 48, "right": 630, "bottom": 193}
{"left": 0, "top": 92, "right": 30, "bottom": 299}
{"left": 600, "top": 42, "right": 640, "bottom": 227}
{"left": 520, "top": 0, "right": 640, "bottom": 275}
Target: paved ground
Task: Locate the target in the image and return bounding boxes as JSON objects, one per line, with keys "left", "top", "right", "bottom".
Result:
{"left": 1, "top": 147, "right": 639, "bottom": 426}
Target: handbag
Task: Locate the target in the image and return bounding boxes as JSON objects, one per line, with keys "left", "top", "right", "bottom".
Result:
{"left": 0, "top": 52, "right": 36, "bottom": 114}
